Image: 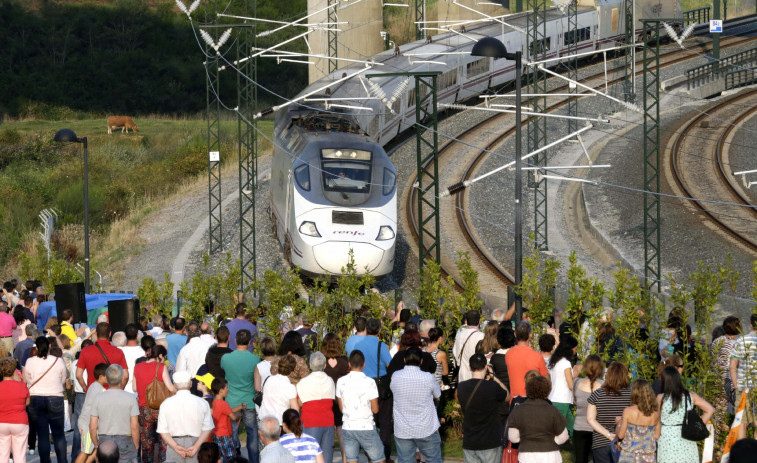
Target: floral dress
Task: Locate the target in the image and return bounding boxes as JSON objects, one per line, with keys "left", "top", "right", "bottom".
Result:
{"left": 619, "top": 423, "right": 656, "bottom": 463}
{"left": 657, "top": 395, "right": 699, "bottom": 463}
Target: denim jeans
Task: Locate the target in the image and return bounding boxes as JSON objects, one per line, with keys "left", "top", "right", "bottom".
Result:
{"left": 462, "top": 447, "right": 502, "bottom": 463}
{"left": 231, "top": 408, "right": 259, "bottom": 463}
{"left": 592, "top": 444, "right": 613, "bottom": 463}
{"left": 304, "top": 426, "right": 334, "bottom": 463}
{"left": 342, "top": 429, "right": 384, "bottom": 463}
{"left": 28, "top": 396, "right": 68, "bottom": 463}
{"left": 394, "top": 430, "right": 442, "bottom": 463}
{"left": 71, "top": 392, "right": 86, "bottom": 461}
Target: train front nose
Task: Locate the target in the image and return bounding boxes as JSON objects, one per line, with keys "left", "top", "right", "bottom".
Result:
{"left": 311, "top": 241, "right": 391, "bottom": 275}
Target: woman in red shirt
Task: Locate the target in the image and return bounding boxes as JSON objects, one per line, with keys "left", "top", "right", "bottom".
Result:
{"left": 296, "top": 352, "right": 335, "bottom": 463}
{"left": 0, "top": 356, "right": 30, "bottom": 463}
{"left": 132, "top": 336, "right": 175, "bottom": 463}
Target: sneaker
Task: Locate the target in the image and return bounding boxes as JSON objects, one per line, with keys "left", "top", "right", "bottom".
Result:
{"left": 28, "top": 450, "right": 35, "bottom": 455}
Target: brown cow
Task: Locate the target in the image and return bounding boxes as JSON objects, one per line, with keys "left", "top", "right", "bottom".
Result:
{"left": 106, "top": 116, "right": 138, "bottom": 134}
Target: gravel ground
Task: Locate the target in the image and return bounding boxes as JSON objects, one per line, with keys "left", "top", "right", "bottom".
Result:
{"left": 724, "top": 106, "right": 757, "bottom": 205}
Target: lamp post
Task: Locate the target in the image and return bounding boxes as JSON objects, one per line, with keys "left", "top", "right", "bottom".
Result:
{"left": 470, "top": 38, "right": 523, "bottom": 322}
{"left": 53, "top": 129, "right": 90, "bottom": 294}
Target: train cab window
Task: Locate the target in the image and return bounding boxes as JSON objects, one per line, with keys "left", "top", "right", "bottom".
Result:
{"left": 383, "top": 168, "right": 396, "bottom": 196}
{"left": 529, "top": 38, "right": 551, "bottom": 56}
{"left": 294, "top": 164, "right": 310, "bottom": 191}
{"left": 321, "top": 149, "right": 372, "bottom": 194}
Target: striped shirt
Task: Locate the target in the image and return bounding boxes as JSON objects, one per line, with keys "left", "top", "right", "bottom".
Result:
{"left": 731, "top": 331, "right": 757, "bottom": 388}
{"left": 279, "top": 433, "right": 322, "bottom": 462}
{"left": 587, "top": 387, "right": 631, "bottom": 449}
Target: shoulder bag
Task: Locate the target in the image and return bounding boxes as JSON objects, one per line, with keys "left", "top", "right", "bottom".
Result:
{"left": 375, "top": 340, "right": 392, "bottom": 400}
{"left": 453, "top": 330, "right": 476, "bottom": 383}
{"left": 29, "top": 357, "right": 59, "bottom": 390}
{"left": 146, "top": 362, "right": 173, "bottom": 410}
{"left": 254, "top": 376, "right": 268, "bottom": 407}
{"left": 95, "top": 344, "right": 110, "bottom": 365}
{"left": 681, "top": 391, "right": 709, "bottom": 441}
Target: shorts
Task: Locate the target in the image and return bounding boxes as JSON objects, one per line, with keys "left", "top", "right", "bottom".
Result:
{"left": 213, "top": 435, "right": 235, "bottom": 462}
{"left": 80, "top": 429, "right": 95, "bottom": 455}
{"left": 342, "top": 428, "right": 384, "bottom": 463}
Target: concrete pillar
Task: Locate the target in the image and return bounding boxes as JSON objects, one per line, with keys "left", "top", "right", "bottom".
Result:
{"left": 308, "top": 0, "right": 384, "bottom": 84}
{"left": 431, "top": 0, "right": 509, "bottom": 27}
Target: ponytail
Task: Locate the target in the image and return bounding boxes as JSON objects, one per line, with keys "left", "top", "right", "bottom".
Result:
{"left": 282, "top": 408, "right": 303, "bottom": 438}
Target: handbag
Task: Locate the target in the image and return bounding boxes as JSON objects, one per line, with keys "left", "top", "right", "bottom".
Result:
{"left": 501, "top": 442, "right": 518, "bottom": 463}
{"left": 609, "top": 437, "right": 621, "bottom": 463}
{"left": 375, "top": 341, "right": 392, "bottom": 400}
{"left": 681, "top": 392, "right": 709, "bottom": 441}
{"left": 146, "top": 362, "right": 173, "bottom": 410}
{"left": 453, "top": 331, "right": 475, "bottom": 383}
{"left": 254, "top": 376, "right": 268, "bottom": 407}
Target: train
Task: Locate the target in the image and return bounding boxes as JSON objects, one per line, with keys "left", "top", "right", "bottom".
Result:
{"left": 270, "top": 0, "right": 678, "bottom": 278}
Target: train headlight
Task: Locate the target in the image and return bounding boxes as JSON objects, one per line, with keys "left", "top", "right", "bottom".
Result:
{"left": 299, "top": 221, "right": 321, "bottom": 237}
{"left": 376, "top": 226, "right": 395, "bottom": 241}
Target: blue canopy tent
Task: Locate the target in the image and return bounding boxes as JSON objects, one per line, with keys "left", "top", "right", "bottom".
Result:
{"left": 36, "top": 293, "right": 137, "bottom": 328}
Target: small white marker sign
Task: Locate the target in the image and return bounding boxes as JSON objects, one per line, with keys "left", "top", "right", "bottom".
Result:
{"left": 209, "top": 151, "right": 220, "bottom": 162}
{"left": 710, "top": 19, "right": 723, "bottom": 33}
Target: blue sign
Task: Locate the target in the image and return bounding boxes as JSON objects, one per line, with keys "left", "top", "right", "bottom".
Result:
{"left": 710, "top": 20, "right": 723, "bottom": 33}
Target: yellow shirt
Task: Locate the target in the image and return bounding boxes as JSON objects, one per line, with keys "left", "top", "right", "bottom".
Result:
{"left": 61, "top": 321, "right": 77, "bottom": 344}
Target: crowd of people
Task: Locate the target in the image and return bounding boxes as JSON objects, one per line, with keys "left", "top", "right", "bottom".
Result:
{"left": 0, "top": 278, "right": 757, "bottom": 463}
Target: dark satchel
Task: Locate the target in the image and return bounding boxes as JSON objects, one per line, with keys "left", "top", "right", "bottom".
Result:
{"left": 253, "top": 376, "right": 268, "bottom": 407}
{"left": 146, "top": 362, "right": 173, "bottom": 410}
{"left": 374, "top": 341, "right": 392, "bottom": 400}
{"left": 681, "top": 392, "right": 709, "bottom": 441}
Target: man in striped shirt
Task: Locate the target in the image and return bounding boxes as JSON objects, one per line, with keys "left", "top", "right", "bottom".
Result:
{"left": 730, "top": 313, "right": 757, "bottom": 433}
{"left": 390, "top": 347, "right": 442, "bottom": 463}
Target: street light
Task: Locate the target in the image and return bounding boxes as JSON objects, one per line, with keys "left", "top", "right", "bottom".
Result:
{"left": 53, "top": 129, "right": 90, "bottom": 294}
{"left": 470, "top": 37, "right": 524, "bottom": 322}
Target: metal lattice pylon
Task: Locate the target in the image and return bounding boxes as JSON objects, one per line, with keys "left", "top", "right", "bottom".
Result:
{"left": 206, "top": 0, "right": 223, "bottom": 254}
{"left": 415, "top": 0, "right": 425, "bottom": 41}
{"left": 623, "top": 0, "right": 636, "bottom": 102}
{"left": 528, "top": 0, "right": 549, "bottom": 250}
{"left": 641, "top": 19, "right": 662, "bottom": 292}
{"left": 328, "top": 0, "right": 338, "bottom": 74}
{"left": 566, "top": 0, "right": 579, "bottom": 134}
{"left": 415, "top": 73, "right": 440, "bottom": 268}
{"left": 237, "top": 2, "right": 258, "bottom": 294}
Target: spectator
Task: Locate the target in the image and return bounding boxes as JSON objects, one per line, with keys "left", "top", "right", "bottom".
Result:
{"left": 505, "top": 321, "right": 548, "bottom": 399}
{"left": 60, "top": 309, "right": 86, "bottom": 346}
{"left": 13, "top": 324, "right": 38, "bottom": 368}
{"left": 391, "top": 347, "right": 442, "bottom": 463}
{"left": 280, "top": 409, "right": 325, "bottom": 463}
{"left": 119, "top": 324, "right": 145, "bottom": 394}
{"left": 77, "top": 323, "right": 129, "bottom": 390}
{"left": 548, "top": 335, "right": 578, "bottom": 438}
{"left": 0, "top": 356, "right": 30, "bottom": 463}
{"left": 253, "top": 337, "right": 276, "bottom": 397}
{"left": 351, "top": 318, "right": 391, "bottom": 461}
{"left": 321, "top": 333, "right": 349, "bottom": 463}
{"left": 387, "top": 329, "right": 436, "bottom": 377}
{"left": 211, "top": 378, "right": 246, "bottom": 463}
{"left": 197, "top": 442, "right": 221, "bottom": 463}
{"left": 423, "top": 327, "right": 449, "bottom": 388}
{"left": 730, "top": 313, "right": 757, "bottom": 436}
{"left": 157, "top": 371, "right": 215, "bottom": 463}
{"left": 71, "top": 338, "right": 94, "bottom": 462}
{"left": 0, "top": 301, "right": 17, "bottom": 354}
{"left": 220, "top": 329, "right": 260, "bottom": 463}
{"left": 89, "top": 365, "right": 140, "bottom": 463}
{"left": 177, "top": 323, "right": 211, "bottom": 376}
{"left": 24, "top": 336, "right": 68, "bottom": 463}
{"left": 456, "top": 353, "right": 508, "bottom": 462}
{"left": 149, "top": 315, "right": 164, "bottom": 339}
{"left": 418, "top": 319, "right": 435, "bottom": 341}
{"left": 475, "top": 320, "right": 500, "bottom": 359}
{"left": 165, "top": 317, "right": 187, "bottom": 367}
{"left": 96, "top": 440, "right": 119, "bottom": 463}
{"left": 259, "top": 354, "right": 299, "bottom": 422}
{"left": 111, "top": 332, "right": 126, "bottom": 348}
{"left": 226, "top": 304, "right": 258, "bottom": 352}
{"left": 133, "top": 336, "right": 175, "bottom": 463}
{"left": 452, "top": 310, "right": 484, "bottom": 382}
{"left": 729, "top": 437, "right": 757, "bottom": 463}
{"left": 651, "top": 354, "right": 683, "bottom": 395}
{"left": 656, "top": 366, "right": 714, "bottom": 463}
{"left": 344, "top": 317, "right": 367, "bottom": 356}
{"left": 508, "top": 376, "right": 569, "bottom": 462}
{"left": 297, "top": 352, "right": 335, "bottom": 463}
{"left": 270, "top": 331, "right": 310, "bottom": 385}
{"left": 295, "top": 316, "right": 317, "bottom": 357}
{"left": 573, "top": 354, "right": 604, "bottom": 463}
{"left": 538, "top": 333, "right": 556, "bottom": 364}
{"left": 199, "top": 322, "right": 215, "bottom": 347}
{"left": 616, "top": 379, "right": 660, "bottom": 462}
{"left": 712, "top": 315, "right": 741, "bottom": 434}
{"left": 490, "top": 326, "right": 515, "bottom": 423}
{"left": 75, "top": 363, "right": 109, "bottom": 463}
{"left": 205, "top": 326, "right": 232, "bottom": 380}
{"left": 587, "top": 361, "right": 632, "bottom": 463}
{"left": 336, "top": 350, "right": 385, "bottom": 463}
{"left": 258, "top": 416, "right": 294, "bottom": 463}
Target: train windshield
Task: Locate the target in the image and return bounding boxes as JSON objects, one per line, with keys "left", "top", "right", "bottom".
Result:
{"left": 320, "top": 149, "right": 372, "bottom": 193}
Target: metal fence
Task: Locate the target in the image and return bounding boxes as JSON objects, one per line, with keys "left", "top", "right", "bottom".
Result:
{"left": 725, "top": 67, "right": 757, "bottom": 89}
{"left": 683, "top": 6, "right": 711, "bottom": 25}
{"left": 687, "top": 46, "right": 757, "bottom": 89}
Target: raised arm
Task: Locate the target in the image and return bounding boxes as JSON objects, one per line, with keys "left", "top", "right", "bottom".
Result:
{"left": 691, "top": 391, "right": 715, "bottom": 424}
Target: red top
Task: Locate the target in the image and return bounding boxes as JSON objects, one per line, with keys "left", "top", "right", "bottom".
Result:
{"left": 133, "top": 361, "right": 164, "bottom": 407}
{"left": 301, "top": 398, "right": 334, "bottom": 428}
{"left": 0, "top": 380, "right": 30, "bottom": 424}
{"left": 78, "top": 340, "right": 129, "bottom": 389}
{"left": 505, "top": 344, "right": 549, "bottom": 399}
{"left": 212, "top": 399, "right": 233, "bottom": 437}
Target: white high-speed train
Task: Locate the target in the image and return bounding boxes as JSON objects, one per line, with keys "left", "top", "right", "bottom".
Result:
{"left": 271, "top": 0, "right": 678, "bottom": 278}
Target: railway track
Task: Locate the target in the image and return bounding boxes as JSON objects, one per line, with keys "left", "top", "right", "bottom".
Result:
{"left": 667, "top": 87, "right": 757, "bottom": 254}
{"left": 401, "top": 22, "right": 757, "bottom": 303}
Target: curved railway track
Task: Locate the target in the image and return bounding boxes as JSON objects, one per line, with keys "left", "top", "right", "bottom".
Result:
{"left": 401, "top": 25, "right": 757, "bottom": 300}
{"left": 668, "top": 88, "right": 757, "bottom": 253}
